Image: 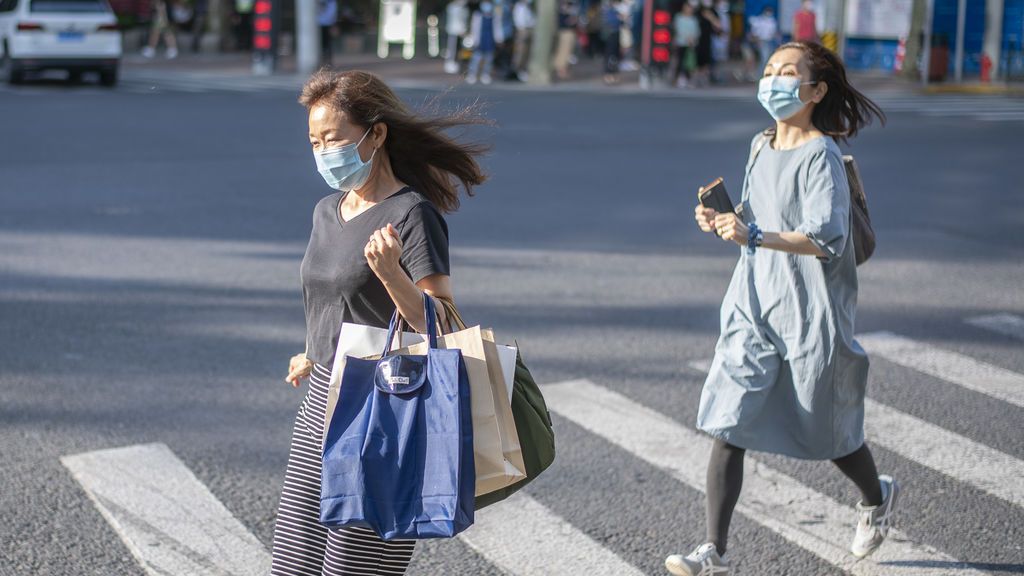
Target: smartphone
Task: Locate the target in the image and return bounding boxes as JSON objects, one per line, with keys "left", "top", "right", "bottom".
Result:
{"left": 698, "top": 177, "right": 735, "bottom": 214}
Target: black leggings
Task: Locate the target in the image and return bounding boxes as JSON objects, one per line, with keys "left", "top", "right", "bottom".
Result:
{"left": 705, "top": 439, "right": 883, "bottom": 555}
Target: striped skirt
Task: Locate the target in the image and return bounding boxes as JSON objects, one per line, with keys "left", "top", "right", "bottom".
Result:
{"left": 271, "top": 363, "right": 416, "bottom": 576}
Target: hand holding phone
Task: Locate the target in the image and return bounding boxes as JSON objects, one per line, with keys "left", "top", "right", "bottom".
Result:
{"left": 698, "top": 177, "right": 735, "bottom": 214}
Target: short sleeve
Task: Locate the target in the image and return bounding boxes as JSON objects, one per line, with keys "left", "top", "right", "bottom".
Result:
{"left": 398, "top": 201, "right": 451, "bottom": 283}
{"left": 795, "top": 148, "right": 850, "bottom": 263}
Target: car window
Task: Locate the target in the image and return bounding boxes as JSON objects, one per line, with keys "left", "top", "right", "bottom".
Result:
{"left": 30, "top": 0, "right": 108, "bottom": 12}
{"left": 0, "top": 0, "right": 19, "bottom": 13}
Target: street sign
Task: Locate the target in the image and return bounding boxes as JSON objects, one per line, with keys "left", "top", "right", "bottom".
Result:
{"left": 378, "top": 0, "right": 417, "bottom": 60}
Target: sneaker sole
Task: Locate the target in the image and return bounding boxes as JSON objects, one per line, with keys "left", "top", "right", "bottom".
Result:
{"left": 664, "top": 557, "right": 694, "bottom": 576}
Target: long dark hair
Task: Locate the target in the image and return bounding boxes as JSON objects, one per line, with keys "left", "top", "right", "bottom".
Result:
{"left": 772, "top": 42, "right": 886, "bottom": 143}
{"left": 299, "top": 70, "right": 488, "bottom": 213}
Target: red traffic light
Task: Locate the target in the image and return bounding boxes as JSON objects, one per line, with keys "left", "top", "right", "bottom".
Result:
{"left": 254, "top": 35, "right": 272, "bottom": 50}
{"left": 255, "top": 0, "right": 271, "bottom": 14}
{"left": 653, "top": 46, "right": 670, "bottom": 63}
{"left": 653, "top": 29, "right": 671, "bottom": 44}
{"left": 653, "top": 10, "right": 670, "bottom": 25}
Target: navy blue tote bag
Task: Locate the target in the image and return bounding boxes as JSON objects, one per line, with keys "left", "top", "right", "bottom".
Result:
{"left": 320, "top": 295, "right": 475, "bottom": 540}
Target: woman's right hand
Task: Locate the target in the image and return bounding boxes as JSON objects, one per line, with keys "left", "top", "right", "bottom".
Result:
{"left": 695, "top": 204, "right": 719, "bottom": 234}
{"left": 285, "top": 353, "right": 313, "bottom": 388}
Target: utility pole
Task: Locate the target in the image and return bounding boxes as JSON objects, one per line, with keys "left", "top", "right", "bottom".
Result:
{"left": 528, "top": 0, "right": 557, "bottom": 85}
{"left": 296, "top": 0, "right": 319, "bottom": 74}
{"left": 954, "top": 0, "right": 966, "bottom": 83}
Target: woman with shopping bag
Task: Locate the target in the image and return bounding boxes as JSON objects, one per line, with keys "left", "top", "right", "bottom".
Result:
{"left": 271, "top": 69, "right": 488, "bottom": 576}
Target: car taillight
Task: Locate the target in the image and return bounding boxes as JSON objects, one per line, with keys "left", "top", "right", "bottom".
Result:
{"left": 17, "top": 22, "right": 45, "bottom": 31}
{"left": 97, "top": 23, "right": 119, "bottom": 31}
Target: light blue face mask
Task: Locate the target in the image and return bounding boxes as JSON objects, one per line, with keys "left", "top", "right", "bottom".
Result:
{"left": 757, "top": 76, "right": 817, "bottom": 121}
{"left": 314, "top": 127, "right": 376, "bottom": 192}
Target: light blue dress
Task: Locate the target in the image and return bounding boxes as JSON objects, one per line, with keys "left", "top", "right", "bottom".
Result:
{"left": 696, "top": 133, "right": 870, "bottom": 460}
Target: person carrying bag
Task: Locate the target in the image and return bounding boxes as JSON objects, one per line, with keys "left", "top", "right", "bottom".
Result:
{"left": 272, "top": 69, "right": 488, "bottom": 576}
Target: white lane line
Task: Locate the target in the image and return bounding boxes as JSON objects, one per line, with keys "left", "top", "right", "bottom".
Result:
{"left": 966, "top": 313, "right": 1024, "bottom": 341}
{"left": 858, "top": 331, "right": 1024, "bottom": 409}
{"left": 544, "top": 380, "right": 988, "bottom": 576}
{"left": 61, "top": 443, "right": 270, "bottom": 576}
{"left": 460, "top": 492, "right": 646, "bottom": 576}
{"left": 688, "top": 359, "right": 1024, "bottom": 508}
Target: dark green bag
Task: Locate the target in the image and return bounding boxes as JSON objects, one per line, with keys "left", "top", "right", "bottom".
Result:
{"left": 436, "top": 299, "right": 556, "bottom": 510}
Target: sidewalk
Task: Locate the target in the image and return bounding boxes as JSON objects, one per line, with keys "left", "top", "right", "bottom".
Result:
{"left": 122, "top": 49, "right": 1023, "bottom": 98}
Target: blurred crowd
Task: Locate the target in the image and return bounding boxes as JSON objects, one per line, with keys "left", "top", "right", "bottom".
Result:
{"left": 438, "top": 0, "right": 818, "bottom": 87}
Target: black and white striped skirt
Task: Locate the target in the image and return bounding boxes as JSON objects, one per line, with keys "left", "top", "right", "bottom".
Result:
{"left": 271, "top": 363, "right": 416, "bottom": 576}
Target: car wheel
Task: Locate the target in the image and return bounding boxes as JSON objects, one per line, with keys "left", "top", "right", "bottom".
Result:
{"left": 99, "top": 68, "right": 118, "bottom": 87}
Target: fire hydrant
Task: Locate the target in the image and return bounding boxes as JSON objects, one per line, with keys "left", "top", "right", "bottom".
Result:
{"left": 981, "top": 53, "right": 993, "bottom": 83}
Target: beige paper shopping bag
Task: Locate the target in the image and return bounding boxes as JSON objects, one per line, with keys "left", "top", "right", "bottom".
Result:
{"left": 395, "top": 325, "right": 511, "bottom": 496}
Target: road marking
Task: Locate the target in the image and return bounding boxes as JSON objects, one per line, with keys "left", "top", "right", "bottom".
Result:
{"left": 966, "top": 313, "right": 1024, "bottom": 341}
{"left": 689, "top": 359, "right": 1024, "bottom": 508}
{"left": 61, "top": 443, "right": 271, "bottom": 576}
{"left": 858, "top": 331, "right": 1024, "bottom": 409}
{"left": 544, "top": 380, "right": 987, "bottom": 576}
{"left": 460, "top": 492, "right": 646, "bottom": 576}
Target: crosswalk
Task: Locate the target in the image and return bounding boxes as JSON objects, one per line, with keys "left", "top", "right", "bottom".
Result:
{"left": 62, "top": 312, "right": 1024, "bottom": 575}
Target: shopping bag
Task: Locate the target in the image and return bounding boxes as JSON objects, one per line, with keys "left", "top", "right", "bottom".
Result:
{"left": 435, "top": 299, "right": 556, "bottom": 510}
{"left": 320, "top": 295, "right": 475, "bottom": 540}
{"left": 325, "top": 323, "right": 423, "bottom": 445}
{"left": 481, "top": 329, "right": 527, "bottom": 479}
{"left": 394, "top": 325, "right": 526, "bottom": 496}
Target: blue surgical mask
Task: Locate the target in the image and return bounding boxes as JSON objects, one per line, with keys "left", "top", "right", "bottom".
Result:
{"left": 757, "top": 76, "right": 816, "bottom": 121}
{"left": 314, "top": 127, "right": 376, "bottom": 191}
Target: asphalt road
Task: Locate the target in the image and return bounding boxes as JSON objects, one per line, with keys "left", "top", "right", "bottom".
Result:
{"left": 1, "top": 75, "right": 1023, "bottom": 576}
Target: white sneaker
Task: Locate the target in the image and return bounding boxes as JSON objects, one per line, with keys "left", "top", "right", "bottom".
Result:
{"left": 851, "top": 475, "right": 901, "bottom": 558}
{"left": 444, "top": 60, "right": 459, "bottom": 74}
{"left": 465, "top": 74, "right": 477, "bottom": 85}
{"left": 665, "top": 543, "right": 729, "bottom": 576}
{"left": 480, "top": 73, "right": 492, "bottom": 85}
{"left": 141, "top": 46, "right": 155, "bottom": 58}
{"left": 165, "top": 47, "right": 178, "bottom": 59}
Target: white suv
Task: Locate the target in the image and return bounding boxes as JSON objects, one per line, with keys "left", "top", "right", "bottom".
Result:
{"left": 0, "top": 0, "right": 121, "bottom": 85}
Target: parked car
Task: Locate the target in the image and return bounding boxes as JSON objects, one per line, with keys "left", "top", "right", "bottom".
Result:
{"left": 0, "top": 0, "right": 122, "bottom": 85}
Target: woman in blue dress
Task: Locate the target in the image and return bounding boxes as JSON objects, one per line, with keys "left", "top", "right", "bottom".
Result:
{"left": 666, "top": 42, "right": 895, "bottom": 576}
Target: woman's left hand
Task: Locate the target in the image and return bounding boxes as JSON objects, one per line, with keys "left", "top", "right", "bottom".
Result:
{"left": 714, "top": 213, "right": 749, "bottom": 246}
{"left": 365, "top": 223, "right": 403, "bottom": 283}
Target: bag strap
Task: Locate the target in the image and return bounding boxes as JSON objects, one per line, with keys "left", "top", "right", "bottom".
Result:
{"left": 741, "top": 130, "right": 772, "bottom": 204}
{"left": 381, "top": 293, "right": 439, "bottom": 356}
{"left": 436, "top": 296, "right": 468, "bottom": 332}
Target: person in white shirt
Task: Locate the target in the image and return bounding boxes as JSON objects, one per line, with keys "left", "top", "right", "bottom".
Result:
{"left": 748, "top": 6, "right": 779, "bottom": 76}
{"left": 511, "top": 0, "right": 535, "bottom": 80}
{"left": 445, "top": 0, "right": 470, "bottom": 73}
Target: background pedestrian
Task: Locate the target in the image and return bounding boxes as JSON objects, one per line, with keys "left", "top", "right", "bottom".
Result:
{"left": 141, "top": 0, "right": 179, "bottom": 59}
{"left": 512, "top": 0, "right": 535, "bottom": 81}
{"left": 318, "top": 0, "right": 338, "bottom": 67}
{"left": 672, "top": 2, "right": 699, "bottom": 87}
{"left": 466, "top": 0, "right": 504, "bottom": 84}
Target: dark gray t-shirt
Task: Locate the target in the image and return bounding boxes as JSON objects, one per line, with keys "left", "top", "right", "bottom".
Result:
{"left": 300, "top": 187, "right": 450, "bottom": 366}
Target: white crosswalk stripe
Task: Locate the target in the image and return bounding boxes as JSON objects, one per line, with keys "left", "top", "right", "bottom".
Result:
{"left": 869, "top": 95, "right": 1024, "bottom": 122}
{"left": 460, "top": 493, "right": 646, "bottom": 576}
{"left": 858, "top": 331, "right": 1024, "bottom": 409}
{"left": 687, "top": 358, "right": 1024, "bottom": 508}
{"left": 61, "top": 443, "right": 271, "bottom": 576}
{"left": 966, "top": 313, "right": 1024, "bottom": 341}
{"left": 543, "top": 379, "right": 989, "bottom": 576}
